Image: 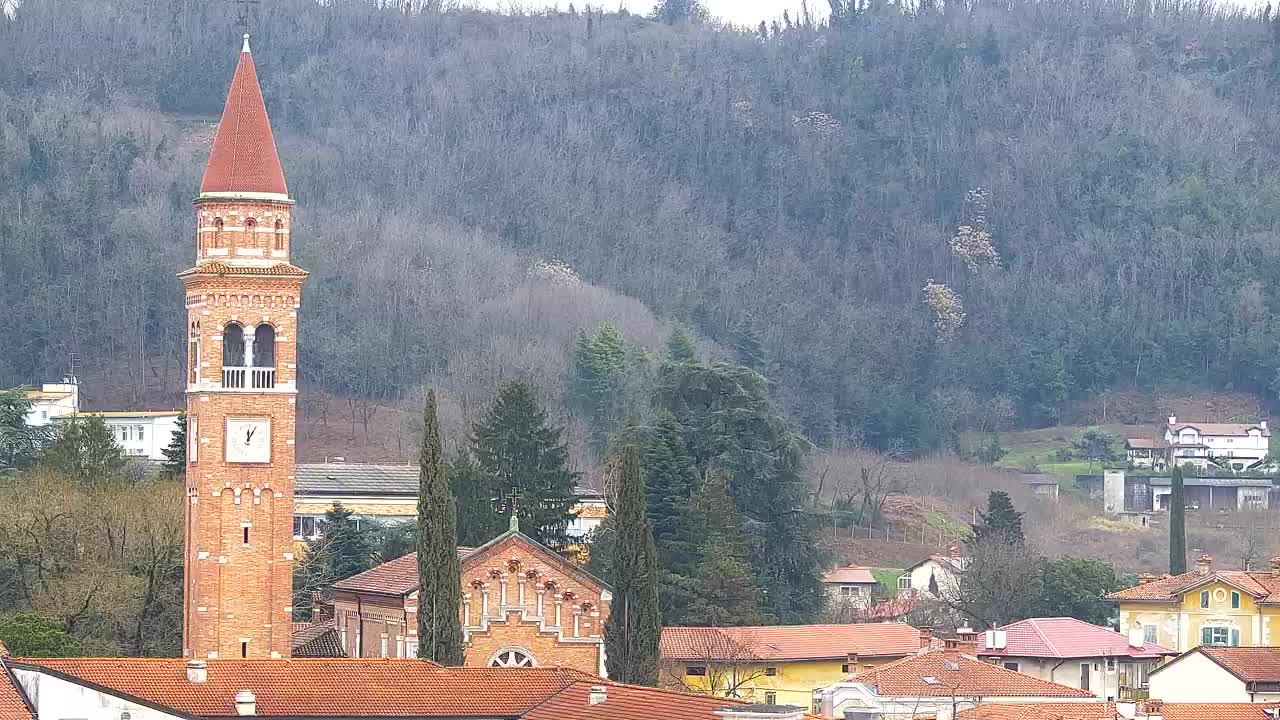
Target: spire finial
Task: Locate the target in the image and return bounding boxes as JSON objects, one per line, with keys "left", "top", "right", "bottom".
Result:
{"left": 509, "top": 511, "right": 520, "bottom": 533}
{"left": 242, "top": 34, "right": 251, "bottom": 53}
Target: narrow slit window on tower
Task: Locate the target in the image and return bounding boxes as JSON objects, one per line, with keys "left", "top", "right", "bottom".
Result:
{"left": 274, "top": 220, "right": 285, "bottom": 251}
{"left": 243, "top": 527, "right": 250, "bottom": 545}
{"left": 241, "top": 641, "right": 248, "bottom": 658}
{"left": 244, "top": 218, "right": 256, "bottom": 249}
{"left": 213, "top": 218, "right": 224, "bottom": 248}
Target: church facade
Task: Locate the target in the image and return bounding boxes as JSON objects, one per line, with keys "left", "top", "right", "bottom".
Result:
{"left": 328, "top": 523, "right": 611, "bottom": 675}
{"left": 181, "top": 36, "right": 306, "bottom": 660}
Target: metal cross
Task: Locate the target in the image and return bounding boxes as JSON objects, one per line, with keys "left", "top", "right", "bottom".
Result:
{"left": 233, "top": 0, "right": 260, "bottom": 30}
{"left": 491, "top": 488, "right": 524, "bottom": 516}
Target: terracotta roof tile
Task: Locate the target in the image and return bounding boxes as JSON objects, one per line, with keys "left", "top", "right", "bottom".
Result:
{"left": 660, "top": 623, "right": 921, "bottom": 662}
{"left": 179, "top": 261, "right": 309, "bottom": 277}
{"left": 0, "top": 668, "right": 31, "bottom": 720}
{"left": 1159, "top": 703, "right": 1280, "bottom": 720}
{"left": 12, "top": 658, "right": 596, "bottom": 717}
{"left": 523, "top": 680, "right": 798, "bottom": 720}
{"left": 1107, "top": 569, "right": 1280, "bottom": 602}
{"left": 977, "top": 618, "right": 1174, "bottom": 659}
{"left": 332, "top": 549, "right": 473, "bottom": 596}
{"left": 1169, "top": 422, "right": 1269, "bottom": 438}
{"left": 955, "top": 703, "right": 1115, "bottom": 720}
{"left": 850, "top": 650, "right": 1094, "bottom": 698}
{"left": 200, "top": 41, "right": 288, "bottom": 196}
{"left": 291, "top": 621, "right": 345, "bottom": 658}
{"left": 822, "top": 566, "right": 878, "bottom": 585}
{"left": 1195, "top": 646, "right": 1280, "bottom": 682}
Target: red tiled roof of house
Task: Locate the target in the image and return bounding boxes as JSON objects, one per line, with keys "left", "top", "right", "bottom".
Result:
{"left": 977, "top": 618, "right": 1174, "bottom": 659}
{"left": 1169, "top": 421, "right": 1269, "bottom": 438}
{"left": 11, "top": 658, "right": 597, "bottom": 717}
{"left": 1106, "top": 568, "right": 1280, "bottom": 603}
{"left": 850, "top": 650, "right": 1094, "bottom": 698}
{"left": 523, "top": 680, "right": 793, "bottom": 720}
{"left": 332, "top": 549, "right": 473, "bottom": 596}
{"left": 1193, "top": 646, "right": 1280, "bottom": 682}
{"left": 1159, "top": 703, "right": 1280, "bottom": 720}
{"left": 0, "top": 668, "right": 31, "bottom": 720}
{"left": 199, "top": 37, "right": 288, "bottom": 197}
{"left": 291, "top": 621, "right": 345, "bottom": 658}
{"left": 955, "top": 704, "right": 1115, "bottom": 720}
{"left": 660, "top": 623, "right": 922, "bottom": 662}
{"left": 822, "top": 566, "right": 878, "bottom": 585}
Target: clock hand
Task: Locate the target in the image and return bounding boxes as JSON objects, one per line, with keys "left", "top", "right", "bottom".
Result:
{"left": 245, "top": 427, "right": 256, "bottom": 444}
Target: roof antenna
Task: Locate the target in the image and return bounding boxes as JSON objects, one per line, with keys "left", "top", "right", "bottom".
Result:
{"left": 233, "top": 0, "right": 260, "bottom": 32}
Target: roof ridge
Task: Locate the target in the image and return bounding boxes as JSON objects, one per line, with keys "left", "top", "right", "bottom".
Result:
{"left": 1028, "top": 618, "right": 1063, "bottom": 657}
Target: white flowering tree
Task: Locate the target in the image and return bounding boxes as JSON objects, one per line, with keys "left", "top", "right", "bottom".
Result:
{"left": 923, "top": 280, "right": 965, "bottom": 341}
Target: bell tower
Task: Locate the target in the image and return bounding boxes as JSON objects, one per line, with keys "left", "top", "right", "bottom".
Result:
{"left": 181, "top": 34, "right": 305, "bottom": 660}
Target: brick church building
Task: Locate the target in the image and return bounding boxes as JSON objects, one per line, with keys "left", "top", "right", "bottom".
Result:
{"left": 328, "top": 518, "right": 612, "bottom": 675}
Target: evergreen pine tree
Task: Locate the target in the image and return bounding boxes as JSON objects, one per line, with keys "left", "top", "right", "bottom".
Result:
{"left": 665, "top": 325, "right": 697, "bottom": 364}
{"left": 604, "top": 446, "right": 661, "bottom": 685}
{"left": 571, "top": 322, "right": 629, "bottom": 452}
{"left": 731, "top": 317, "right": 765, "bottom": 371}
{"left": 161, "top": 413, "right": 186, "bottom": 477}
{"left": 39, "top": 416, "right": 125, "bottom": 483}
{"left": 684, "top": 469, "right": 766, "bottom": 625}
{"left": 470, "top": 381, "right": 579, "bottom": 547}
{"left": 638, "top": 410, "right": 699, "bottom": 622}
{"left": 0, "top": 389, "right": 50, "bottom": 472}
{"left": 416, "top": 389, "right": 465, "bottom": 665}
{"left": 974, "top": 490, "right": 1024, "bottom": 544}
{"left": 450, "top": 451, "right": 501, "bottom": 546}
{"left": 1170, "top": 466, "right": 1187, "bottom": 574}
{"left": 321, "top": 502, "right": 373, "bottom": 580}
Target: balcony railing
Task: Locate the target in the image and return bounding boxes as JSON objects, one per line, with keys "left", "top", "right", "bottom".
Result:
{"left": 222, "top": 367, "right": 277, "bottom": 389}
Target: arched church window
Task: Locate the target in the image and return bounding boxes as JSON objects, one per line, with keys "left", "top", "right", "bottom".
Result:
{"left": 274, "top": 220, "right": 285, "bottom": 251}
{"left": 488, "top": 648, "right": 536, "bottom": 668}
{"left": 253, "top": 324, "right": 276, "bottom": 368}
{"left": 244, "top": 218, "right": 257, "bottom": 249}
{"left": 213, "top": 218, "right": 224, "bottom": 249}
{"left": 223, "top": 323, "right": 246, "bottom": 367}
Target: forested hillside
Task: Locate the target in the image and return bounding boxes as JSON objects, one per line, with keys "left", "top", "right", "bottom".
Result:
{"left": 4, "top": 0, "right": 1280, "bottom": 454}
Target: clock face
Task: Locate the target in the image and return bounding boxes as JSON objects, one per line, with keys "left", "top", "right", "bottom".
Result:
{"left": 225, "top": 417, "right": 271, "bottom": 464}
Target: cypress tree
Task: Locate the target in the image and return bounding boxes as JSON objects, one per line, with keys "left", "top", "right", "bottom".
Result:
{"left": 1169, "top": 465, "right": 1187, "bottom": 574}
{"left": 604, "top": 446, "right": 661, "bottom": 685}
{"left": 416, "top": 390, "right": 465, "bottom": 665}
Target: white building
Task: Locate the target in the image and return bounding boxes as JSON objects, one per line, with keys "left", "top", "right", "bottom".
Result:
{"left": 1148, "top": 645, "right": 1280, "bottom": 704}
{"left": 898, "top": 551, "right": 968, "bottom": 600}
{"left": 1163, "top": 416, "right": 1270, "bottom": 472}
{"left": 821, "top": 565, "right": 880, "bottom": 605}
{"left": 20, "top": 381, "right": 79, "bottom": 426}
{"left": 59, "top": 411, "right": 182, "bottom": 461}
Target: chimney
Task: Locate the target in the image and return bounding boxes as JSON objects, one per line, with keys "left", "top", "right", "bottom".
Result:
{"left": 1168, "top": 415, "right": 1177, "bottom": 426}
{"left": 1262, "top": 421, "right": 1268, "bottom": 430}
{"left": 846, "top": 652, "right": 860, "bottom": 671}
{"left": 186, "top": 660, "right": 208, "bottom": 683}
{"left": 1270, "top": 557, "right": 1280, "bottom": 577}
{"left": 1128, "top": 627, "right": 1145, "bottom": 649}
{"left": 918, "top": 626, "right": 933, "bottom": 649}
{"left": 235, "top": 690, "right": 257, "bottom": 716}
{"left": 1137, "top": 573, "right": 1159, "bottom": 585}
{"left": 1196, "top": 554, "right": 1214, "bottom": 576}
{"left": 589, "top": 686, "right": 607, "bottom": 706}
{"left": 945, "top": 628, "right": 979, "bottom": 653}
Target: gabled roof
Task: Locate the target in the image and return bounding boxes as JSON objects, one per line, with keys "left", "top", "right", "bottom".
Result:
{"left": 459, "top": 529, "right": 609, "bottom": 594}
{"left": 1151, "top": 646, "right": 1280, "bottom": 684}
{"left": 1168, "top": 421, "right": 1269, "bottom": 438}
{"left": 296, "top": 463, "right": 421, "bottom": 496}
{"left": 10, "top": 658, "right": 594, "bottom": 717}
{"left": 660, "top": 623, "right": 922, "bottom": 663}
{"left": 822, "top": 566, "right": 878, "bottom": 585}
{"left": 332, "top": 549, "right": 474, "bottom": 596}
{"left": 848, "top": 650, "right": 1094, "bottom": 698}
{"left": 976, "top": 617, "right": 1174, "bottom": 659}
{"left": 200, "top": 36, "right": 288, "bottom": 198}
{"left": 1125, "top": 438, "right": 1166, "bottom": 449}
{"left": 1107, "top": 569, "right": 1280, "bottom": 603}
{"left": 1156, "top": 703, "right": 1280, "bottom": 720}
{"left": 291, "top": 621, "right": 345, "bottom": 658}
{"left": 0, "top": 645, "right": 34, "bottom": 720}
{"left": 522, "top": 680, "right": 803, "bottom": 720}
{"left": 955, "top": 704, "right": 1115, "bottom": 720}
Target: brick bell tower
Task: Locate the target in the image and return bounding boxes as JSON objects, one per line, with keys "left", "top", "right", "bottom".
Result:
{"left": 180, "top": 34, "right": 305, "bottom": 660}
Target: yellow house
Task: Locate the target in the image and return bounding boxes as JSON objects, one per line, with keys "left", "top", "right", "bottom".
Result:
{"left": 1107, "top": 554, "right": 1280, "bottom": 653}
{"left": 658, "top": 622, "right": 926, "bottom": 708}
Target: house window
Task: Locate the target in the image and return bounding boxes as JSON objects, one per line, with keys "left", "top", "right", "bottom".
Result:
{"left": 405, "top": 639, "right": 418, "bottom": 658}
{"left": 897, "top": 576, "right": 911, "bottom": 590}
{"left": 1201, "top": 626, "right": 1239, "bottom": 647}
{"left": 764, "top": 692, "right": 777, "bottom": 705}
{"left": 839, "top": 586, "right": 852, "bottom": 597}
{"left": 1200, "top": 591, "right": 1210, "bottom": 609}
{"left": 381, "top": 635, "right": 388, "bottom": 658}
{"left": 1080, "top": 663, "right": 1090, "bottom": 691}
{"left": 841, "top": 663, "right": 851, "bottom": 673}
{"left": 293, "top": 515, "right": 318, "bottom": 540}
{"left": 1232, "top": 591, "right": 1241, "bottom": 609}
{"left": 764, "top": 667, "right": 778, "bottom": 676}
{"left": 686, "top": 665, "right": 707, "bottom": 676}
{"left": 1004, "top": 662, "right": 1020, "bottom": 672}
{"left": 1105, "top": 658, "right": 1116, "bottom": 672}
{"left": 137, "top": 425, "right": 145, "bottom": 442}
{"left": 1143, "top": 625, "right": 1158, "bottom": 644}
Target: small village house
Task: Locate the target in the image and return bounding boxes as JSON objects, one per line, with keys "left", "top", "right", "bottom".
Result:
{"left": 1108, "top": 555, "right": 1280, "bottom": 653}
{"left": 60, "top": 410, "right": 183, "bottom": 461}
{"left": 1125, "top": 417, "right": 1271, "bottom": 473}
{"left": 659, "top": 623, "right": 928, "bottom": 708}
{"left": 814, "top": 646, "right": 1098, "bottom": 720}
{"left": 898, "top": 550, "right": 968, "bottom": 601}
{"left": 820, "top": 565, "right": 881, "bottom": 606}
{"left": 1147, "top": 646, "right": 1280, "bottom": 703}
{"left": 974, "top": 618, "right": 1175, "bottom": 700}
{"left": 19, "top": 381, "right": 79, "bottom": 425}
{"left": 954, "top": 701, "right": 1280, "bottom": 719}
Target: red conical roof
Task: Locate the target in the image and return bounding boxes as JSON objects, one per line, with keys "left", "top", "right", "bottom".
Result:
{"left": 199, "top": 36, "right": 288, "bottom": 197}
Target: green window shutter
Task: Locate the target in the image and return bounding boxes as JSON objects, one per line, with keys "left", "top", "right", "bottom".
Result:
{"left": 1201, "top": 627, "right": 1213, "bottom": 645}
{"left": 1231, "top": 629, "right": 1241, "bottom": 647}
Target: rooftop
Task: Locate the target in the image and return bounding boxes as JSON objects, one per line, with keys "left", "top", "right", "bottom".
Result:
{"left": 296, "top": 462, "right": 606, "bottom": 502}
{"left": 1168, "top": 419, "right": 1269, "bottom": 438}
{"left": 199, "top": 36, "right": 288, "bottom": 198}
{"left": 1107, "top": 563, "right": 1280, "bottom": 603}
{"left": 332, "top": 549, "right": 473, "bottom": 595}
{"left": 954, "top": 704, "right": 1115, "bottom": 720}
{"left": 1153, "top": 645, "right": 1280, "bottom": 684}
{"left": 847, "top": 649, "right": 1094, "bottom": 698}
{"left": 291, "top": 621, "right": 346, "bottom": 658}
{"left": 660, "top": 623, "right": 922, "bottom": 663}
{"left": 977, "top": 617, "right": 1174, "bottom": 659}
{"left": 821, "top": 566, "right": 878, "bottom": 585}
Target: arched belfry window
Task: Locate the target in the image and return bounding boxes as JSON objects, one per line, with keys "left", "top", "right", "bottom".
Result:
{"left": 274, "top": 220, "right": 285, "bottom": 251}
{"left": 223, "top": 323, "right": 245, "bottom": 367}
{"left": 213, "top": 218, "right": 224, "bottom": 249}
{"left": 253, "top": 324, "right": 276, "bottom": 368}
{"left": 244, "top": 218, "right": 257, "bottom": 250}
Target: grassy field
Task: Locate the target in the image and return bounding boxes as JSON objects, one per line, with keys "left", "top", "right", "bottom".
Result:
{"left": 871, "top": 567, "right": 903, "bottom": 592}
